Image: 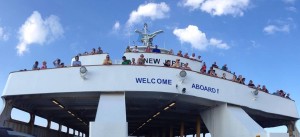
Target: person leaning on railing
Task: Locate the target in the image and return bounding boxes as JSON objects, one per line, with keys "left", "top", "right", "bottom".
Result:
{"left": 90, "top": 48, "right": 96, "bottom": 55}
{"left": 211, "top": 62, "right": 219, "bottom": 68}
{"left": 177, "top": 50, "right": 183, "bottom": 57}
{"left": 257, "top": 84, "right": 262, "bottom": 90}
{"left": 60, "top": 63, "right": 65, "bottom": 68}
{"left": 232, "top": 75, "right": 237, "bottom": 82}
{"left": 241, "top": 78, "right": 246, "bottom": 85}
{"left": 237, "top": 75, "right": 243, "bottom": 84}
{"left": 200, "top": 62, "right": 206, "bottom": 74}
{"left": 72, "top": 56, "right": 82, "bottom": 67}
{"left": 97, "top": 47, "right": 103, "bottom": 54}
{"left": 221, "top": 64, "right": 228, "bottom": 71}
{"left": 152, "top": 45, "right": 161, "bottom": 53}
{"left": 168, "top": 49, "right": 174, "bottom": 55}
{"left": 164, "top": 60, "right": 171, "bottom": 67}
{"left": 41, "top": 61, "right": 47, "bottom": 69}
{"left": 172, "top": 59, "right": 181, "bottom": 68}
{"left": 197, "top": 55, "right": 202, "bottom": 62}
{"left": 183, "top": 53, "right": 189, "bottom": 59}
{"left": 262, "top": 85, "right": 269, "bottom": 93}
{"left": 207, "top": 67, "right": 214, "bottom": 76}
{"left": 190, "top": 53, "right": 196, "bottom": 60}
{"left": 103, "top": 55, "right": 112, "bottom": 65}
{"left": 125, "top": 46, "right": 131, "bottom": 52}
{"left": 32, "top": 61, "right": 40, "bottom": 70}
{"left": 145, "top": 45, "right": 151, "bottom": 53}
{"left": 182, "top": 63, "right": 191, "bottom": 70}
{"left": 132, "top": 46, "right": 139, "bottom": 53}
{"left": 221, "top": 73, "right": 226, "bottom": 79}
{"left": 137, "top": 54, "right": 145, "bottom": 65}
{"left": 248, "top": 80, "right": 255, "bottom": 88}
{"left": 131, "top": 58, "right": 136, "bottom": 65}
{"left": 53, "top": 58, "right": 62, "bottom": 68}
{"left": 122, "top": 56, "right": 131, "bottom": 65}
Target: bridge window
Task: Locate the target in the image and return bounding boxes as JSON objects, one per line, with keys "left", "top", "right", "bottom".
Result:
{"left": 11, "top": 108, "right": 30, "bottom": 123}
{"left": 61, "top": 125, "right": 67, "bottom": 133}
{"left": 69, "top": 128, "right": 74, "bottom": 134}
{"left": 34, "top": 115, "right": 47, "bottom": 127}
{"left": 75, "top": 130, "right": 78, "bottom": 135}
{"left": 50, "top": 121, "right": 59, "bottom": 130}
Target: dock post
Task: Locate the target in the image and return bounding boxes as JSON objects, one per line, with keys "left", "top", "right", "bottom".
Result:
{"left": 196, "top": 115, "right": 201, "bottom": 137}
{"left": 180, "top": 121, "right": 185, "bottom": 137}
{"left": 169, "top": 125, "right": 173, "bottom": 137}
{"left": 287, "top": 121, "right": 295, "bottom": 137}
{"left": 0, "top": 99, "right": 13, "bottom": 126}
{"left": 29, "top": 113, "right": 35, "bottom": 134}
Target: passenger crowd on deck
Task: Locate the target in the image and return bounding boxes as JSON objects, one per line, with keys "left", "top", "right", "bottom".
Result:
{"left": 26, "top": 45, "right": 293, "bottom": 100}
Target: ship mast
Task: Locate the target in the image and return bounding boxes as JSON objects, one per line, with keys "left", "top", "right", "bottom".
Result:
{"left": 135, "top": 23, "right": 164, "bottom": 46}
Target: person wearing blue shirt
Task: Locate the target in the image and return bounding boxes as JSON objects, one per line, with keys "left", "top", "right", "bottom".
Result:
{"left": 152, "top": 45, "right": 161, "bottom": 53}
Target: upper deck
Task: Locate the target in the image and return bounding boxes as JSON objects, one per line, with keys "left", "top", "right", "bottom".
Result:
{"left": 1, "top": 58, "right": 299, "bottom": 136}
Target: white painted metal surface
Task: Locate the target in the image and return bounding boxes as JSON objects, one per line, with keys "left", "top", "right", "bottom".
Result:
{"left": 2, "top": 65, "right": 299, "bottom": 119}
{"left": 295, "top": 126, "right": 300, "bottom": 137}
{"left": 201, "top": 104, "right": 267, "bottom": 137}
{"left": 213, "top": 67, "right": 234, "bottom": 80}
{"left": 89, "top": 93, "right": 127, "bottom": 137}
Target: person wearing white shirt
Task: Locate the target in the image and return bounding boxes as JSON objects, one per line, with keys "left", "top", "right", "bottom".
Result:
{"left": 132, "top": 46, "right": 139, "bottom": 52}
{"left": 72, "top": 56, "right": 82, "bottom": 67}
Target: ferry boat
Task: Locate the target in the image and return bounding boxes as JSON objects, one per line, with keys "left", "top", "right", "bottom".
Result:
{"left": 0, "top": 24, "right": 299, "bottom": 137}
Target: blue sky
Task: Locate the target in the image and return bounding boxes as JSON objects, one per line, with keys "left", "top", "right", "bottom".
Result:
{"left": 0, "top": 0, "right": 299, "bottom": 133}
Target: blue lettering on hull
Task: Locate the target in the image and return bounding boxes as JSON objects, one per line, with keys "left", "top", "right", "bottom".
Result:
{"left": 136, "top": 78, "right": 172, "bottom": 85}
{"left": 192, "top": 84, "right": 219, "bottom": 94}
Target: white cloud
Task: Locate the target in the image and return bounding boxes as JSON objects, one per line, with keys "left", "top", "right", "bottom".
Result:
{"left": 0, "top": 27, "right": 9, "bottom": 41}
{"left": 209, "top": 38, "right": 230, "bottom": 49}
{"left": 173, "top": 25, "right": 208, "bottom": 50}
{"left": 181, "top": 0, "right": 250, "bottom": 16}
{"left": 113, "top": 21, "right": 120, "bottom": 31}
{"left": 182, "top": 0, "right": 204, "bottom": 10}
{"left": 263, "top": 25, "right": 290, "bottom": 34}
{"left": 126, "top": 2, "right": 170, "bottom": 26}
{"left": 173, "top": 25, "right": 229, "bottom": 50}
{"left": 286, "top": 6, "right": 297, "bottom": 12}
{"left": 263, "top": 18, "right": 295, "bottom": 34}
{"left": 283, "top": 0, "right": 296, "bottom": 4}
{"left": 250, "top": 40, "right": 259, "bottom": 48}
{"left": 16, "top": 11, "right": 64, "bottom": 56}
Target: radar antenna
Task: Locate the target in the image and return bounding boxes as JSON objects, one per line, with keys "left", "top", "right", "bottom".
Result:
{"left": 135, "top": 23, "right": 163, "bottom": 46}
